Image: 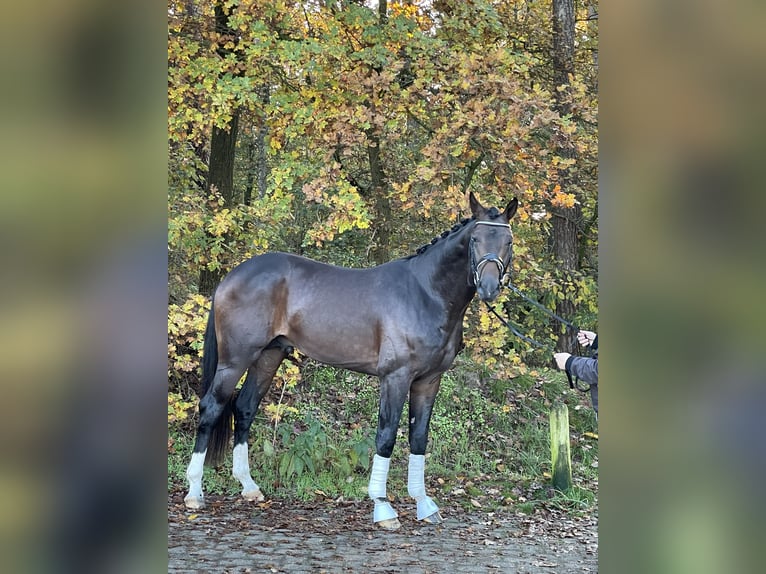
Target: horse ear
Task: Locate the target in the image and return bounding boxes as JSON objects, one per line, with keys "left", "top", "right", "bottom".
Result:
{"left": 504, "top": 198, "right": 519, "bottom": 220}
{"left": 468, "top": 192, "right": 484, "bottom": 217}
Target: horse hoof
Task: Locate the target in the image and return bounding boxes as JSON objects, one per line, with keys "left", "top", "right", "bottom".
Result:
{"left": 242, "top": 488, "right": 264, "bottom": 502}
{"left": 184, "top": 496, "right": 205, "bottom": 510}
{"left": 422, "top": 511, "right": 443, "bottom": 524}
{"left": 376, "top": 518, "right": 401, "bottom": 530}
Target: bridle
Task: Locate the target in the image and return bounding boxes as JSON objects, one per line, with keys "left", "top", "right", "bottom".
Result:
{"left": 469, "top": 220, "right": 513, "bottom": 288}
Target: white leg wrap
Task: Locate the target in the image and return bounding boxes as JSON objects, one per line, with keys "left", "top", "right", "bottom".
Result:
{"left": 184, "top": 451, "right": 206, "bottom": 507}
{"left": 368, "top": 454, "right": 390, "bottom": 499}
{"left": 407, "top": 454, "right": 426, "bottom": 499}
{"left": 232, "top": 443, "right": 262, "bottom": 498}
{"left": 368, "top": 454, "right": 398, "bottom": 522}
{"left": 408, "top": 454, "right": 439, "bottom": 520}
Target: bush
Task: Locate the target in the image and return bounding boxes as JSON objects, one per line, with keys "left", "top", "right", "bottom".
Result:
{"left": 168, "top": 361, "right": 598, "bottom": 513}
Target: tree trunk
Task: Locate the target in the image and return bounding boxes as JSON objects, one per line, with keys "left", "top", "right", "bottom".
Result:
{"left": 367, "top": 135, "right": 391, "bottom": 265}
{"left": 199, "top": 1, "right": 241, "bottom": 296}
{"left": 243, "top": 86, "right": 270, "bottom": 206}
{"left": 256, "top": 84, "right": 270, "bottom": 200}
{"left": 551, "top": 205, "right": 581, "bottom": 350}
{"left": 207, "top": 112, "right": 239, "bottom": 208}
{"left": 551, "top": 0, "right": 579, "bottom": 352}
{"left": 367, "top": 2, "right": 391, "bottom": 265}
{"left": 552, "top": 0, "right": 575, "bottom": 112}
{"left": 199, "top": 111, "right": 240, "bottom": 296}
{"left": 243, "top": 130, "right": 255, "bottom": 207}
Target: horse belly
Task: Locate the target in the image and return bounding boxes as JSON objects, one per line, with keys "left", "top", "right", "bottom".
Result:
{"left": 285, "top": 315, "right": 381, "bottom": 375}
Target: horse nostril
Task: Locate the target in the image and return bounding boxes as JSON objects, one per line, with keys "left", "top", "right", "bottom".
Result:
{"left": 478, "top": 277, "right": 501, "bottom": 300}
{"left": 478, "top": 284, "right": 499, "bottom": 302}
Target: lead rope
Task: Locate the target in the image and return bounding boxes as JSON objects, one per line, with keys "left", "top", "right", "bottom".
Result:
{"left": 482, "top": 301, "right": 552, "bottom": 350}
{"left": 483, "top": 283, "right": 592, "bottom": 393}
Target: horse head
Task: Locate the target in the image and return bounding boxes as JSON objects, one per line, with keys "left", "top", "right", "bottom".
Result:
{"left": 468, "top": 192, "right": 518, "bottom": 302}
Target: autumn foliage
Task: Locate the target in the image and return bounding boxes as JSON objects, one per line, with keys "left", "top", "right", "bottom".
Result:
{"left": 168, "top": 0, "right": 598, "bottom": 404}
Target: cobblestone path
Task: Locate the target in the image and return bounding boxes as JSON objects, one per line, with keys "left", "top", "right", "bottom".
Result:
{"left": 168, "top": 495, "right": 597, "bottom": 573}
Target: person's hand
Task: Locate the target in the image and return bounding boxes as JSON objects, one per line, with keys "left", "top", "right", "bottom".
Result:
{"left": 577, "top": 330, "right": 596, "bottom": 347}
{"left": 554, "top": 352, "right": 571, "bottom": 370}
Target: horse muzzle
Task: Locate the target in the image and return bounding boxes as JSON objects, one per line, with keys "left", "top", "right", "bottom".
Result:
{"left": 473, "top": 254, "right": 505, "bottom": 301}
{"left": 477, "top": 278, "right": 501, "bottom": 302}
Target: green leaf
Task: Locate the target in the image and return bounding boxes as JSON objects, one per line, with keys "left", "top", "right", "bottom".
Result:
{"left": 263, "top": 440, "right": 275, "bottom": 457}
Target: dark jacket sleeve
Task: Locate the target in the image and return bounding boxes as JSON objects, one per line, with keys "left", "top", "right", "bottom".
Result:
{"left": 565, "top": 355, "right": 598, "bottom": 385}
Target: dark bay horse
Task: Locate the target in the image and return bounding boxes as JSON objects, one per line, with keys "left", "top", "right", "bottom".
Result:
{"left": 184, "top": 192, "right": 518, "bottom": 529}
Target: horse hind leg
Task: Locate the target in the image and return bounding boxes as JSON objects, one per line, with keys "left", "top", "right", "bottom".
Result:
{"left": 184, "top": 363, "right": 248, "bottom": 510}
{"left": 232, "top": 345, "right": 287, "bottom": 502}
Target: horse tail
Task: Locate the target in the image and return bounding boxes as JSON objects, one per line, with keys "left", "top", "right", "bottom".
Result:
{"left": 201, "top": 299, "right": 233, "bottom": 467}
{"left": 200, "top": 300, "right": 218, "bottom": 397}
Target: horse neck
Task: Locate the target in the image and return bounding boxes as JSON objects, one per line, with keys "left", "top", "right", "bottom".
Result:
{"left": 412, "top": 223, "right": 476, "bottom": 308}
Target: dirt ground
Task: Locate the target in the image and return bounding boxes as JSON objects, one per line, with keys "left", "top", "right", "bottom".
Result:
{"left": 168, "top": 492, "right": 597, "bottom": 573}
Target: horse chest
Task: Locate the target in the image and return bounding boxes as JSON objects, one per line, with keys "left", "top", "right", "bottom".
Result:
{"left": 414, "top": 324, "right": 463, "bottom": 372}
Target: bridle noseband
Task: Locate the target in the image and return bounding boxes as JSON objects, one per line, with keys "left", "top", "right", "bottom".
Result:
{"left": 470, "top": 220, "right": 512, "bottom": 287}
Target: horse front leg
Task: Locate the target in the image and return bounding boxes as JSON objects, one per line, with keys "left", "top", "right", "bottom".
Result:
{"left": 408, "top": 374, "right": 443, "bottom": 524}
{"left": 368, "top": 368, "right": 410, "bottom": 530}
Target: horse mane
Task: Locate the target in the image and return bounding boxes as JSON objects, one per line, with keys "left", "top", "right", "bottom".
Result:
{"left": 409, "top": 207, "right": 504, "bottom": 258}
{"left": 407, "top": 217, "right": 473, "bottom": 258}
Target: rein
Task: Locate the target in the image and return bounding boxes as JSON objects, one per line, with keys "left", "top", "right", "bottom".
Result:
{"left": 505, "top": 283, "right": 579, "bottom": 332}
{"left": 482, "top": 300, "right": 551, "bottom": 349}
{"left": 482, "top": 283, "right": 593, "bottom": 394}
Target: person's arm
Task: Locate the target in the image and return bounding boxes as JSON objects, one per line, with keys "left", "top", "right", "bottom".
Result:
{"left": 565, "top": 355, "right": 598, "bottom": 385}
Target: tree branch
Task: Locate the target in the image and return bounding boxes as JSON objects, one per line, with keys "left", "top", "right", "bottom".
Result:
{"left": 461, "top": 152, "right": 485, "bottom": 194}
{"left": 334, "top": 140, "right": 369, "bottom": 194}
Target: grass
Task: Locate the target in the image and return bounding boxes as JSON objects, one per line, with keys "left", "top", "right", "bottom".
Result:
{"left": 168, "top": 358, "right": 598, "bottom": 515}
